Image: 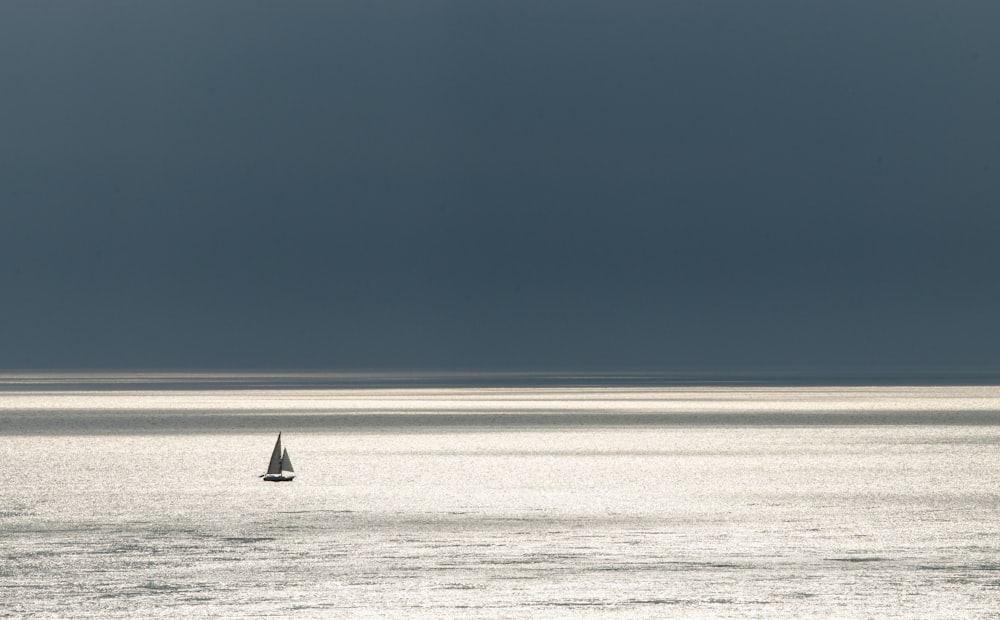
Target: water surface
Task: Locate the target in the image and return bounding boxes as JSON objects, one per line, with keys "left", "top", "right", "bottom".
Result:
{"left": 3, "top": 373, "right": 999, "bottom": 617}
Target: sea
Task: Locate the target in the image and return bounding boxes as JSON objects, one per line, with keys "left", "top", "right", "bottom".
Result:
{"left": 2, "top": 371, "right": 999, "bottom": 618}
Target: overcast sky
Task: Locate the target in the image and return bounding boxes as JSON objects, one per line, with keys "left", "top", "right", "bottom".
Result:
{"left": 2, "top": 1, "right": 998, "bottom": 373}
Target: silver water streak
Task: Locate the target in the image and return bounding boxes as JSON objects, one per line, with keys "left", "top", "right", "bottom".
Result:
{"left": 3, "top": 380, "right": 1000, "bottom": 618}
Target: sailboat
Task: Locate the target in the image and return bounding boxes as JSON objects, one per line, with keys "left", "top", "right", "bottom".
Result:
{"left": 261, "top": 433, "right": 295, "bottom": 482}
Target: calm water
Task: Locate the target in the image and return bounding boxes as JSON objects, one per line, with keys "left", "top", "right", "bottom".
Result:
{"left": 3, "top": 374, "right": 1000, "bottom": 618}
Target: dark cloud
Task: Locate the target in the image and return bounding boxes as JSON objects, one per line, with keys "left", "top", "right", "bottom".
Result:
{"left": 2, "top": 1, "right": 999, "bottom": 371}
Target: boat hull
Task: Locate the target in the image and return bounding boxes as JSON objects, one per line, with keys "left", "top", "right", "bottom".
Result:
{"left": 262, "top": 474, "right": 295, "bottom": 482}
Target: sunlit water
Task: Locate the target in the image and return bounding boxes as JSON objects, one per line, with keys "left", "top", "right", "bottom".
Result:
{"left": 3, "top": 375, "right": 1000, "bottom": 618}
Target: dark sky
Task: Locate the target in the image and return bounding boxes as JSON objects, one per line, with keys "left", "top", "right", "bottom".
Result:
{"left": 2, "top": 1, "right": 999, "bottom": 372}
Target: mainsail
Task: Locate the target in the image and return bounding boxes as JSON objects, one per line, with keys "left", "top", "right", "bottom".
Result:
{"left": 267, "top": 433, "right": 284, "bottom": 475}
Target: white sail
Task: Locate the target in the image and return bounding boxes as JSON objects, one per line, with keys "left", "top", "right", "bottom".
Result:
{"left": 266, "top": 434, "right": 283, "bottom": 475}
{"left": 280, "top": 448, "right": 294, "bottom": 473}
